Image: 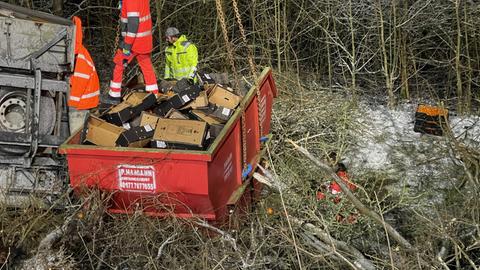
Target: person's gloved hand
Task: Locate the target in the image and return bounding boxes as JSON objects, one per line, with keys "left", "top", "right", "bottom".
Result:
{"left": 122, "top": 48, "right": 131, "bottom": 57}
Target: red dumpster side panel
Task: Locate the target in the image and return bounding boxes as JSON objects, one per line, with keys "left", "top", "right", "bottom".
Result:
{"left": 258, "top": 71, "right": 277, "bottom": 136}
{"left": 245, "top": 98, "right": 261, "bottom": 166}
{"left": 67, "top": 153, "right": 215, "bottom": 218}
{"left": 208, "top": 121, "right": 242, "bottom": 221}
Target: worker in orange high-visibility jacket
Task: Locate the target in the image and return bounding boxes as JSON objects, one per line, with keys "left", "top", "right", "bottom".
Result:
{"left": 68, "top": 16, "right": 100, "bottom": 133}
{"left": 106, "top": 0, "right": 158, "bottom": 104}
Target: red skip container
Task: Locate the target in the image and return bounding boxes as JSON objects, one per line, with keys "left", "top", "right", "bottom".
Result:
{"left": 60, "top": 68, "right": 278, "bottom": 222}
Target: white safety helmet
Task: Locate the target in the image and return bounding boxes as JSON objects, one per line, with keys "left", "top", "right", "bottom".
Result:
{"left": 165, "top": 27, "right": 180, "bottom": 37}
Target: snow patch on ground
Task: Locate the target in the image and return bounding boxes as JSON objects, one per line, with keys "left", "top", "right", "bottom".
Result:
{"left": 344, "top": 102, "right": 480, "bottom": 206}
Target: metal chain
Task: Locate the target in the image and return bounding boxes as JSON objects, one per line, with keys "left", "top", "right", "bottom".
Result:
{"left": 231, "top": 0, "right": 264, "bottom": 138}
{"left": 112, "top": 21, "right": 120, "bottom": 58}
{"left": 215, "top": 0, "right": 239, "bottom": 90}
{"left": 241, "top": 112, "right": 248, "bottom": 169}
{"left": 231, "top": 0, "right": 257, "bottom": 77}
{"left": 216, "top": 0, "right": 248, "bottom": 171}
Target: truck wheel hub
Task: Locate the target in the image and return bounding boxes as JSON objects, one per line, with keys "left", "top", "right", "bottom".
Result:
{"left": 0, "top": 97, "right": 26, "bottom": 131}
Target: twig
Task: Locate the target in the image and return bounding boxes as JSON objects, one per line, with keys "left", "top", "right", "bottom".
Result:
{"left": 155, "top": 234, "right": 177, "bottom": 260}
{"left": 0, "top": 248, "right": 10, "bottom": 270}
{"left": 95, "top": 242, "right": 113, "bottom": 270}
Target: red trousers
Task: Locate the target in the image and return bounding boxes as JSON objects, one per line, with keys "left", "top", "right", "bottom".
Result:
{"left": 109, "top": 50, "right": 158, "bottom": 98}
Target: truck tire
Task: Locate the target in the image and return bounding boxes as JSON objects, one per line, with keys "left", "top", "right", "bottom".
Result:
{"left": 0, "top": 89, "right": 56, "bottom": 154}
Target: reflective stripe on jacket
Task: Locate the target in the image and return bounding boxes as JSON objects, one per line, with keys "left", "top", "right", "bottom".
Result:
{"left": 120, "top": 0, "right": 153, "bottom": 54}
{"left": 164, "top": 35, "right": 198, "bottom": 80}
{"left": 69, "top": 17, "right": 100, "bottom": 110}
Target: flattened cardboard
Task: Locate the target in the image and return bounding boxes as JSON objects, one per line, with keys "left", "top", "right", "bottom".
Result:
{"left": 152, "top": 119, "right": 207, "bottom": 147}
{"left": 140, "top": 112, "right": 161, "bottom": 129}
{"left": 208, "top": 84, "right": 242, "bottom": 109}
{"left": 85, "top": 115, "right": 126, "bottom": 147}
{"left": 116, "top": 125, "right": 155, "bottom": 147}
{"left": 191, "top": 110, "right": 223, "bottom": 125}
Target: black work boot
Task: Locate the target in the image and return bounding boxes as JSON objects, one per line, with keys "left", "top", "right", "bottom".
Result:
{"left": 101, "top": 94, "right": 121, "bottom": 105}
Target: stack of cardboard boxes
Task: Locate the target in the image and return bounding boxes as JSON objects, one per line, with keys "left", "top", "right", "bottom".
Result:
{"left": 83, "top": 74, "right": 243, "bottom": 150}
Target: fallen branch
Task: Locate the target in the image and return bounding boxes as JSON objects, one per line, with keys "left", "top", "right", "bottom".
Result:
{"left": 287, "top": 139, "right": 415, "bottom": 251}
{"left": 301, "top": 233, "right": 360, "bottom": 269}
{"left": 253, "top": 164, "right": 287, "bottom": 191}
{"left": 17, "top": 214, "right": 76, "bottom": 269}
{"left": 293, "top": 217, "right": 375, "bottom": 270}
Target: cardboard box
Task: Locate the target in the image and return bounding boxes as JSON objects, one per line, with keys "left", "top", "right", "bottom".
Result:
{"left": 208, "top": 84, "right": 242, "bottom": 109}
{"left": 179, "top": 84, "right": 202, "bottom": 100}
{"left": 116, "top": 125, "right": 155, "bottom": 147}
{"left": 209, "top": 124, "right": 225, "bottom": 138}
{"left": 166, "top": 109, "right": 189, "bottom": 119}
{"left": 102, "top": 102, "right": 136, "bottom": 126}
{"left": 85, "top": 115, "right": 126, "bottom": 147}
{"left": 197, "top": 72, "right": 216, "bottom": 85}
{"left": 152, "top": 119, "right": 207, "bottom": 149}
{"left": 159, "top": 80, "right": 177, "bottom": 93}
{"left": 150, "top": 140, "right": 204, "bottom": 151}
{"left": 153, "top": 100, "right": 175, "bottom": 116}
{"left": 153, "top": 95, "right": 187, "bottom": 116}
{"left": 153, "top": 86, "right": 201, "bottom": 116}
{"left": 102, "top": 92, "right": 157, "bottom": 126}
{"left": 172, "top": 78, "right": 192, "bottom": 93}
{"left": 203, "top": 84, "right": 215, "bottom": 92}
{"left": 181, "top": 91, "right": 209, "bottom": 110}
{"left": 127, "top": 92, "right": 157, "bottom": 113}
{"left": 156, "top": 94, "right": 170, "bottom": 103}
{"left": 208, "top": 105, "right": 234, "bottom": 123}
{"left": 170, "top": 93, "right": 193, "bottom": 107}
{"left": 191, "top": 110, "right": 223, "bottom": 125}
{"left": 139, "top": 112, "right": 162, "bottom": 129}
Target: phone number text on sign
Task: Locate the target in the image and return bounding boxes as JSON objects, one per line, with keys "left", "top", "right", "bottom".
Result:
{"left": 117, "top": 165, "right": 156, "bottom": 193}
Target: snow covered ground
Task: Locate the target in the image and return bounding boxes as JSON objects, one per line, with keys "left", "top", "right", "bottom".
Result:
{"left": 344, "top": 102, "right": 480, "bottom": 206}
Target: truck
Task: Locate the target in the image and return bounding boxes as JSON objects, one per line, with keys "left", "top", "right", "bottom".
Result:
{"left": 0, "top": 2, "right": 74, "bottom": 206}
{"left": 0, "top": 3, "right": 278, "bottom": 223}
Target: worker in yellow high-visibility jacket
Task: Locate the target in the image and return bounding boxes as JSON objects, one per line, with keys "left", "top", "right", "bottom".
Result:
{"left": 164, "top": 27, "right": 198, "bottom": 82}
